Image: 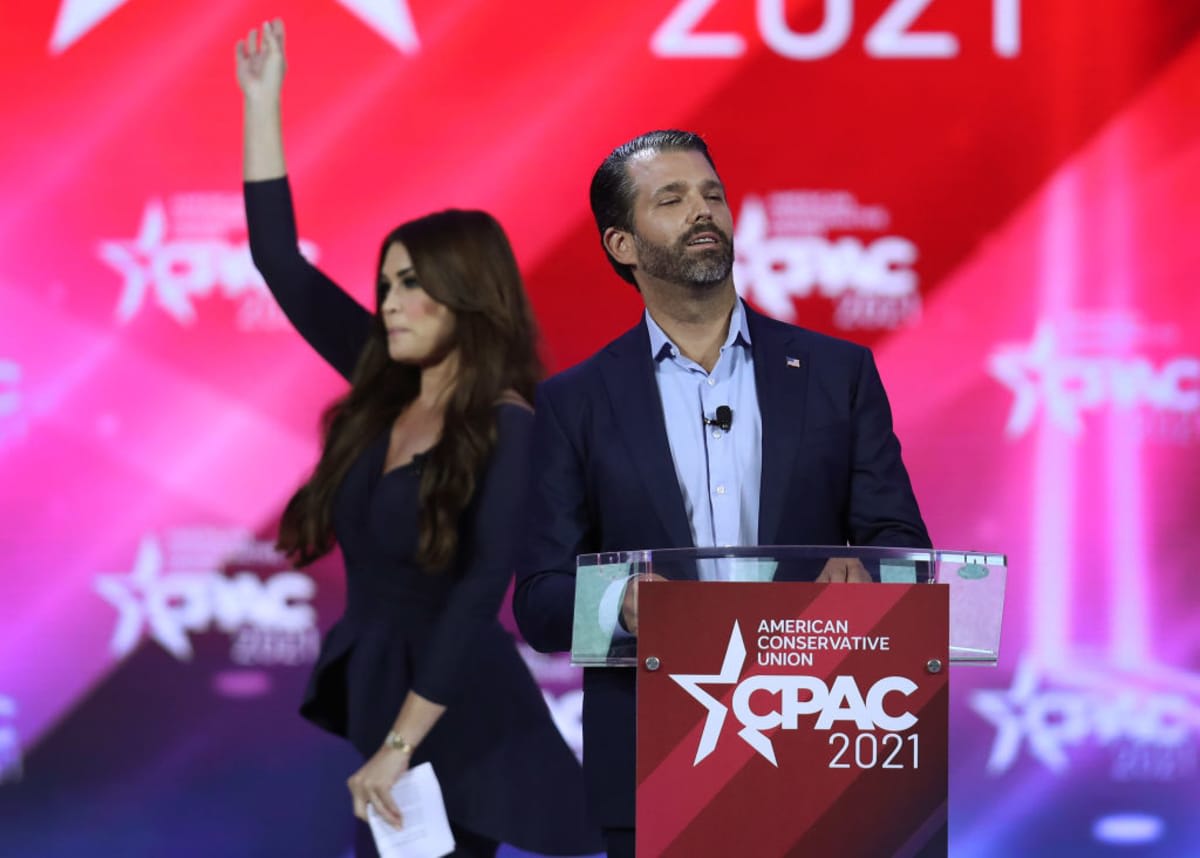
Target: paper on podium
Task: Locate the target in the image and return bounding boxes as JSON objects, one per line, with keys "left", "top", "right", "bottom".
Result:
{"left": 365, "top": 762, "right": 456, "bottom": 858}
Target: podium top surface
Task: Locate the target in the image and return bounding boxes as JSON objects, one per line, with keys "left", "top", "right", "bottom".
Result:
{"left": 571, "top": 545, "right": 1007, "bottom": 667}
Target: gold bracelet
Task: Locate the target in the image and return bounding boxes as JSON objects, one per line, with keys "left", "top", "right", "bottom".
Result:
{"left": 384, "top": 731, "right": 415, "bottom": 755}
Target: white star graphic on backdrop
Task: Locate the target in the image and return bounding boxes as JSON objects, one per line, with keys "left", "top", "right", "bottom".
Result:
{"left": 95, "top": 198, "right": 199, "bottom": 324}
{"left": 48, "top": 0, "right": 125, "bottom": 54}
{"left": 987, "top": 322, "right": 1065, "bottom": 437}
{"left": 669, "top": 622, "right": 748, "bottom": 765}
{"left": 338, "top": 0, "right": 420, "bottom": 53}
{"left": 94, "top": 536, "right": 197, "bottom": 660}
{"left": 95, "top": 536, "right": 162, "bottom": 657}
{"left": 50, "top": 0, "right": 419, "bottom": 55}
{"left": 968, "top": 658, "right": 1061, "bottom": 773}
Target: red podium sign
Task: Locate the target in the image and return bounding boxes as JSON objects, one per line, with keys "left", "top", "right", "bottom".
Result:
{"left": 637, "top": 582, "right": 948, "bottom": 857}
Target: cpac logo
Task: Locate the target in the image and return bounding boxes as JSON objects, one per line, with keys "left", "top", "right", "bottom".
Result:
{"left": 671, "top": 622, "right": 917, "bottom": 766}
{"left": 970, "top": 659, "right": 1195, "bottom": 775}
{"left": 989, "top": 322, "right": 1200, "bottom": 438}
{"left": 98, "top": 195, "right": 319, "bottom": 328}
{"left": 50, "top": 1, "right": 420, "bottom": 55}
{"left": 734, "top": 194, "right": 919, "bottom": 328}
{"left": 95, "top": 536, "right": 316, "bottom": 660}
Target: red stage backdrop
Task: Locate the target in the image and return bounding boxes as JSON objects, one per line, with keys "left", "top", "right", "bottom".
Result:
{"left": 1, "top": 2, "right": 1198, "bottom": 855}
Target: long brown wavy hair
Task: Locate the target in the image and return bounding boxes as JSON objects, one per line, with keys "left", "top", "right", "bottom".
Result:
{"left": 277, "top": 209, "right": 543, "bottom": 572}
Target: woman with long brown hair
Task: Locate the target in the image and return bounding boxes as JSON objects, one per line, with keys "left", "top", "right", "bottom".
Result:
{"left": 236, "top": 19, "right": 598, "bottom": 858}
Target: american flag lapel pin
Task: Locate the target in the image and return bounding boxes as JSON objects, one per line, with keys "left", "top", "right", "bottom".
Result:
{"left": 786, "top": 356, "right": 801, "bottom": 368}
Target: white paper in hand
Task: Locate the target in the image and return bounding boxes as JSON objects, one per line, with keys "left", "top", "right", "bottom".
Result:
{"left": 365, "top": 762, "right": 456, "bottom": 858}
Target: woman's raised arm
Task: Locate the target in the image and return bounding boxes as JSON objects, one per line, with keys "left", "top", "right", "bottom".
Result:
{"left": 237, "top": 19, "right": 372, "bottom": 381}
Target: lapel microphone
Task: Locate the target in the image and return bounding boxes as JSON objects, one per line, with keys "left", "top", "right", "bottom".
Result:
{"left": 703, "top": 405, "right": 734, "bottom": 432}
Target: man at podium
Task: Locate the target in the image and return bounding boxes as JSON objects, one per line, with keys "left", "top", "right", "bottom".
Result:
{"left": 513, "top": 130, "right": 931, "bottom": 858}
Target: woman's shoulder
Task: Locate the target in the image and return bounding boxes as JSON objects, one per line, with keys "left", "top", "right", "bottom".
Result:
{"left": 495, "top": 389, "right": 533, "bottom": 413}
{"left": 492, "top": 392, "right": 534, "bottom": 449}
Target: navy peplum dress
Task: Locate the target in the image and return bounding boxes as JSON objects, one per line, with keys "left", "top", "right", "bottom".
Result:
{"left": 245, "top": 177, "right": 600, "bottom": 855}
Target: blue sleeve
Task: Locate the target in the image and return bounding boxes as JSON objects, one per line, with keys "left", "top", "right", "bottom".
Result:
{"left": 512, "top": 382, "right": 593, "bottom": 654}
{"left": 244, "top": 176, "right": 373, "bottom": 382}
{"left": 848, "top": 349, "right": 932, "bottom": 548}
{"left": 410, "top": 405, "right": 535, "bottom": 704}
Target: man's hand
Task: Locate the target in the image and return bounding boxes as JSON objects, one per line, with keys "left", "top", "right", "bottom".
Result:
{"left": 815, "top": 557, "right": 872, "bottom": 583}
{"left": 620, "top": 572, "right": 667, "bottom": 635}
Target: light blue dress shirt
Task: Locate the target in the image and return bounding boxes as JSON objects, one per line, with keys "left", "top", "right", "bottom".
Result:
{"left": 645, "top": 300, "right": 763, "bottom": 565}
{"left": 597, "top": 300, "right": 769, "bottom": 634}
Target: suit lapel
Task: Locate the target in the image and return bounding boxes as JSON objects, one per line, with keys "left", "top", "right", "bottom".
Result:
{"left": 599, "top": 320, "right": 694, "bottom": 549}
{"left": 748, "top": 306, "right": 809, "bottom": 546}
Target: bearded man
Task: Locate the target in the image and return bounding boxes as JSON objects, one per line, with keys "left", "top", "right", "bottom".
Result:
{"left": 513, "top": 130, "right": 931, "bottom": 858}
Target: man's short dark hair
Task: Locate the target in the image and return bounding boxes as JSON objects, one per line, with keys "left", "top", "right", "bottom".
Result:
{"left": 589, "top": 130, "right": 718, "bottom": 286}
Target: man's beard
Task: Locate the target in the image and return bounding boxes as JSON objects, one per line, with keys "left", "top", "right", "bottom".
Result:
{"left": 634, "top": 223, "right": 734, "bottom": 288}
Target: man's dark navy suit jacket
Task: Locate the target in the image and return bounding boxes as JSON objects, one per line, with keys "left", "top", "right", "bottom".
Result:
{"left": 513, "top": 302, "right": 931, "bottom": 829}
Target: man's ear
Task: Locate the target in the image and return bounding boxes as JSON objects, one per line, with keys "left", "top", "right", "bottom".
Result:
{"left": 603, "top": 227, "right": 637, "bottom": 267}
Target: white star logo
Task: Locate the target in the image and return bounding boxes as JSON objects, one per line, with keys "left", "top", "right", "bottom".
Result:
{"left": 968, "top": 658, "right": 1052, "bottom": 773}
{"left": 96, "top": 198, "right": 202, "bottom": 324}
{"left": 337, "top": 0, "right": 420, "bottom": 53}
{"left": 94, "top": 536, "right": 202, "bottom": 660}
{"left": 669, "top": 621, "right": 760, "bottom": 765}
{"left": 987, "top": 322, "right": 1073, "bottom": 437}
{"left": 49, "top": 0, "right": 420, "bottom": 55}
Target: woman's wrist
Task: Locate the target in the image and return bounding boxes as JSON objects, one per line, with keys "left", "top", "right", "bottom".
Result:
{"left": 242, "top": 93, "right": 281, "bottom": 113}
{"left": 383, "top": 731, "right": 416, "bottom": 755}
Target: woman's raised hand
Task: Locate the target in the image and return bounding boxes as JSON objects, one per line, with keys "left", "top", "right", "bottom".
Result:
{"left": 237, "top": 19, "right": 288, "bottom": 180}
{"left": 235, "top": 19, "right": 286, "bottom": 102}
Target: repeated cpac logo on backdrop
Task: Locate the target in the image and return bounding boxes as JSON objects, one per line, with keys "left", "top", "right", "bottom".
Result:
{"left": 97, "top": 193, "right": 321, "bottom": 331}
{"left": 970, "top": 659, "right": 1199, "bottom": 782}
{"left": 671, "top": 620, "right": 915, "bottom": 767}
{"left": 733, "top": 190, "right": 921, "bottom": 330}
{"left": 94, "top": 528, "right": 319, "bottom": 666}
{"left": 0, "top": 695, "right": 21, "bottom": 785}
{"left": 988, "top": 316, "right": 1200, "bottom": 442}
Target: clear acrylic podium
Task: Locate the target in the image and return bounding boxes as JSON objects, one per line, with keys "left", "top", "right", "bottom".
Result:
{"left": 570, "top": 546, "right": 1007, "bottom": 858}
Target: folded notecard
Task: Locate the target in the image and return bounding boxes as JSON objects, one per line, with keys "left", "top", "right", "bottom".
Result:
{"left": 366, "top": 762, "right": 456, "bottom": 858}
